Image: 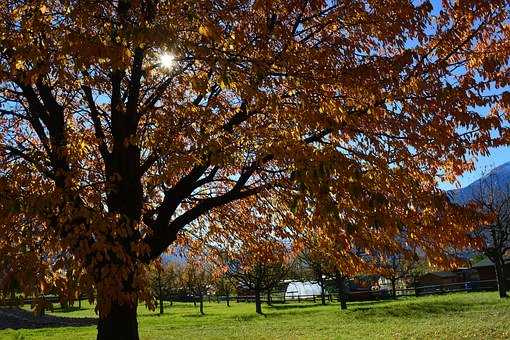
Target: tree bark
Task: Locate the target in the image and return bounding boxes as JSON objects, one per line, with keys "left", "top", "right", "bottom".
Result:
{"left": 10, "top": 288, "right": 15, "bottom": 307}
{"left": 494, "top": 256, "right": 508, "bottom": 298}
{"left": 97, "top": 302, "right": 139, "bottom": 340}
{"left": 413, "top": 275, "right": 419, "bottom": 296}
{"left": 391, "top": 278, "right": 397, "bottom": 300}
{"left": 320, "top": 280, "right": 326, "bottom": 305}
{"left": 255, "top": 289, "right": 263, "bottom": 314}
{"left": 317, "top": 268, "right": 326, "bottom": 306}
{"left": 199, "top": 293, "right": 204, "bottom": 315}
{"left": 158, "top": 272, "right": 164, "bottom": 315}
{"left": 336, "top": 275, "right": 348, "bottom": 310}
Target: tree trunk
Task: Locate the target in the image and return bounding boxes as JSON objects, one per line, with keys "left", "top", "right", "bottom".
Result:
{"left": 494, "top": 256, "right": 508, "bottom": 298}
{"left": 226, "top": 292, "right": 230, "bottom": 307}
{"left": 97, "top": 302, "right": 139, "bottom": 340}
{"left": 267, "top": 290, "right": 272, "bottom": 306}
{"left": 317, "top": 268, "right": 326, "bottom": 305}
{"left": 391, "top": 278, "right": 397, "bottom": 300}
{"left": 158, "top": 272, "right": 164, "bottom": 315}
{"left": 413, "top": 276, "right": 419, "bottom": 296}
{"left": 336, "top": 275, "right": 348, "bottom": 310}
{"left": 255, "top": 289, "right": 262, "bottom": 315}
{"left": 340, "top": 298, "right": 347, "bottom": 310}
{"left": 320, "top": 280, "right": 326, "bottom": 305}
{"left": 199, "top": 293, "right": 204, "bottom": 315}
{"left": 10, "top": 288, "right": 15, "bottom": 307}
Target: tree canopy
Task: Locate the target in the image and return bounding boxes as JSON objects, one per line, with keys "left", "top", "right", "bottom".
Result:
{"left": 0, "top": 1, "right": 509, "bottom": 339}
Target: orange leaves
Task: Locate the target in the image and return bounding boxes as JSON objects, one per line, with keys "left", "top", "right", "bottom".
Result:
{"left": 198, "top": 24, "right": 215, "bottom": 39}
{"left": 0, "top": 0, "right": 509, "bottom": 323}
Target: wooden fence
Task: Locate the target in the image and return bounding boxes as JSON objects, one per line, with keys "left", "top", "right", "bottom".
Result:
{"left": 0, "top": 279, "right": 501, "bottom": 308}
{"left": 233, "top": 279, "right": 500, "bottom": 304}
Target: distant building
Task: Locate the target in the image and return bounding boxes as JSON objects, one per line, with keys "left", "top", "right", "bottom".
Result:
{"left": 415, "top": 269, "right": 479, "bottom": 295}
{"left": 471, "top": 257, "right": 510, "bottom": 289}
{"left": 284, "top": 281, "right": 323, "bottom": 300}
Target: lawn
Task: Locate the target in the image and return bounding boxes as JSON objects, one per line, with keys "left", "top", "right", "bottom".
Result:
{"left": 1, "top": 291, "right": 510, "bottom": 340}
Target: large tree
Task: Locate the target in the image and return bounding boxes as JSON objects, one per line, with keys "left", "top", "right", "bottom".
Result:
{"left": 0, "top": 1, "right": 509, "bottom": 339}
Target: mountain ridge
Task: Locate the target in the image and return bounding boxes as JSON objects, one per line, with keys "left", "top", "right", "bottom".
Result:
{"left": 448, "top": 161, "right": 510, "bottom": 205}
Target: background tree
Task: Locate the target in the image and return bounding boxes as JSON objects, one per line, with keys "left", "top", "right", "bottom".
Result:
{"left": 213, "top": 225, "right": 294, "bottom": 315}
{"left": 149, "top": 259, "right": 180, "bottom": 314}
{"left": 178, "top": 258, "right": 214, "bottom": 315}
{"left": 213, "top": 275, "right": 235, "bottom": 307}
{"left": 376, "top": 251, "right": 421, "bottom": 299}
{"left": 469, "top": 174, "right": 510, "bottom": 298}
{"left": 333, "top": 271, "right": 350, "bottom": 310}
{"left": 0, "top": 1, "right": 509, "bottom": 339}
{"left": 298, "top": 250, "right": 329, "bottom": 305}
{"left": 227, "top": 260, "right": 289, "bottom": 315}
{"left": 296, "top": 232, "right": 355, "bottom": 310}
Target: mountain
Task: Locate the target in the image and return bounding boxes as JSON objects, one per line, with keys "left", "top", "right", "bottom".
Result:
{"left": 448, "top": 162, "right": 510, "bottom": 205}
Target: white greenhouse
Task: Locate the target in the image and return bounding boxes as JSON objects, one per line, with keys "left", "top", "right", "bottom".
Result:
{"left": 285, "top": 281, "right": 323, "bottom": 299}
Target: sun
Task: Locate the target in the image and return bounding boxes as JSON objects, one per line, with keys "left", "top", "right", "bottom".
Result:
{"left": 158, "top": 52, "right": 175, "bottom": 69}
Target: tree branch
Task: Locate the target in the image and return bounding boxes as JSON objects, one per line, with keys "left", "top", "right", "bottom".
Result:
{"left": 82, "top": 85, "right": 110, "bottom": 162}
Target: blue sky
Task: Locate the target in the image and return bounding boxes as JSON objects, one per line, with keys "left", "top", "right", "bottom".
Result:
{"left": 440, "top": 146, "right": 510, "bottom": 190}
{"left": 423, "top": 0, "right": 510, "bottom": 190}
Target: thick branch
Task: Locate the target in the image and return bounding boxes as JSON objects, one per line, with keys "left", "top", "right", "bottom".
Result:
{"left": 148, "top": 184, "right": 266, "bottom": 259}
{"left": 82, "top": 85, "right": 110, "bottom": 162}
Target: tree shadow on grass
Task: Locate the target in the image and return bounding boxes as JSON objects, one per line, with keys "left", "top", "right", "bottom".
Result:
{"left": 181, "top": 313, "right": 213, "bottom": 319}
{"left": 231, "top": 314, "right": 261, "bottom": 322}
{"left": 51, "top": 306, "right": 85, "bottom": 314}
{"left": 269, "top": 304, "right": 323, "bottom": 311}
{"left": 0, "top": 307, "right": 97, "bottom": 330}
{"left": 348, "top": 300, "right": 478, "bottom": 319}
{"left": 349, "top": 299, "right": 388, "bottom": 307}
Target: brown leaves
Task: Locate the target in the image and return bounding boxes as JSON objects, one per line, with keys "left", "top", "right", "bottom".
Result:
{"left": 0, "top": 0, "right": 509, "bottom": 321}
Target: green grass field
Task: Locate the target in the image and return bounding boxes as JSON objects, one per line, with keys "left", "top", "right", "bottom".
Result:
{"left": 1, "top": 291, "right": 510, "bottom": 339}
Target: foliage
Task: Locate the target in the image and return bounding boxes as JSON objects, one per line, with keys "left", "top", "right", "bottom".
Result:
{"left": 148, "top": 259, "right": 180, "bottom": 302}
{"left": 178, "top": 259, "right": 214, "bottom": 299}
{"left": 0, "top": 1, "right": 509, "bottom": 337}
{"left": 211, "top": 226, "right": 294, "bottom": 313}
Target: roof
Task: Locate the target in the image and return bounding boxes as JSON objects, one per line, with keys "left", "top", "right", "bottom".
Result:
{"left": 472, "top": 255, "right": 510, "bottom": 268}
{"left": 422, "top": 271, "right": 457, "bottom": 278}
{"left": 472, "top": 258, "right": 495, "bottom": 268}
